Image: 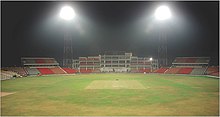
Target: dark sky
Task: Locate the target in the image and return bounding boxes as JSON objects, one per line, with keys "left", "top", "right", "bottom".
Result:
{"left": 1, "top": 1, "right": 219, "bottom": 67}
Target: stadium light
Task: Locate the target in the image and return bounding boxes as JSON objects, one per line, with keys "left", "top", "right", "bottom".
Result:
{"left": 149, "top": 57, "right": 153, "bottom": 72}
{"left": 59, "top": 5, "right": 76, "bottom": 67}
{"left": 59, "top": 6, "right": 76, "bottom": 21}
{"left": 154, "top": 6, "right": 172, "bottom": 20}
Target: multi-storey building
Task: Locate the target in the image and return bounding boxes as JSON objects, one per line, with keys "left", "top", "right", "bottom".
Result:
{"left": 72, "top": 52, "right": 158, "bottom": 73}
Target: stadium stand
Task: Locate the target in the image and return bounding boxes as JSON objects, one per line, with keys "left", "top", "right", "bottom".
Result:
{"left": 21, "top": 57, "right": 59, "bottom": 66}
{"left": 177, "top": 68, "right": 193, "bottom": 74}
{"left": 79, "top": 69, "right": 92, "bottom": 73}
{"left": 138, "top": 68, "right": 151, "bottom": 73}
{"left": 21, "top": 57, "right": 66, "bottom": 75}
{"left": 153, "top": 67, "right": 168, "bottom": 73}
{"left": 206, "top": 66, "right": 219, "bottom": 75}
{"left": 2, "top": 67, "right": 27, "bottom": 76}
{"left": 50, "top": 67, "right": 66, "bottom": 74}
{"left": 36, "top": 59, "right": 45, "bottom": 63}
{"left": 25, "top": 67, "right": 41, "bottom": 75}
{"left": 210, "top": 72, "right": 219, "bottom": 76}
{"left": 74, "top": 52, "right": 158, "bottom": 73}
{"left": 37, "top": 68, "right": 54, "bottom": 75}
{"left": 62, "top": 68, "right": 78, "bottom": 74}
{"left": 190, "top": 68, "right": 206, "bottom": 75}
{"left": 169, "top": 57, "right": 210, "bottom": 75}
{"left": 92, "top": 69, "right": 101, "bottom": 73}
{"left": 1, "top": 69, "right": 21, "bottom": 80}
{"left": 165, "top": 67, "right": 181, "bottom": 74}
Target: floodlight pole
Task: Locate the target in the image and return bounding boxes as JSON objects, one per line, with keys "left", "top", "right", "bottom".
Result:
{"left": 63, "top": 28, "right": 73, "bottom": 68}
{"left": 59, "top": 6, "right": 75, "bottom": 68}
{"left": 158, "top": 27, "right": 168, "bottom": 67}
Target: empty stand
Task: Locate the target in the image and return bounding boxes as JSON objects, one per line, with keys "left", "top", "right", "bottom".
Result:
{"left": 50, "top": 67, "right": 66, "bottom": 74}
{"left": 25, "top": 67, "right": 41, "bottom": 75}
{"left": 210, "top": 72, "right": 219, "bottom": 77}
{"left": 185, "top": 58, "right": 197, "bottom": 63}
{"left": 139, "top": 68, "right": 151, "bottom": 73}
{"left": 62, "top": 68, "right": 78, "bottom": 74}
{"left": 178, "top": 68, "right": 193, "bottom": 74}
{"left": 154, "top": 68, "right": 168, "bottom": 73}
{"left": 190, "top": 68, "right": 206, "bottom": 75}
{"left": 206, "top": 66, "right": 219, "bottom": 75}
{"left": 195, "top": 58, "right": 209, "bottom": 63}
{"left": 92, "top": 69, "right": 101, "bottom": 73}
{"left": 3, "top": 67, "right": 27, "bottom": 76}
{"left": 165, "top": 68, "right": 181, "bottom": 74}
{"left": 1, "top": 70, "right": 21, "bottom": 80}
{"left": 36, "top": 59, "right": 45, "bottom": 63}
{"left": 37, "top": 68, "right": 54, "bottom": 75}
{"left": 80, "top": 69, "right": 92, "bottom": 73}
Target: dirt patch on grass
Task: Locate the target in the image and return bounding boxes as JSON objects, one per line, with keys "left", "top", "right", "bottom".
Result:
{"left": 0, "top": 92, "right": 16, "bottom": 97}
{"left": 85, "top": 80, "right": 146, "bottom": 89}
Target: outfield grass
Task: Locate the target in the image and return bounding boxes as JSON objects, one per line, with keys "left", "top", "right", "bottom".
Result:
{"left": 1, "top": 74, "right": 219, "bottom": 116}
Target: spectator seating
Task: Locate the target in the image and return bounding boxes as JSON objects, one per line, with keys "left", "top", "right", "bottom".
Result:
{"left": 92, "top": 69, "right": 101, "bottom": 73}
{"left": 62, "top": 68, "right": 78, "bottom": 74}
{"left": 130, "top": 68, "right": 150, "bottom": 73}
{"left": 130, "top": 69, "right": 139, "bottom": 73}
{"left": 185, "top": 58, "right": 197, "bottom": 63}
{"left": 21, "top": 57, "right": 59, "bottom": 66}
{"left": 195, "top": 58, "right": 209, "bottom": 63}
{"left": 165, "top": 68, "right": 181, "bottom": 74}
{"left": 1, "top": 70, "right": 21, "bottom": 80}
{"left": 37, "top": 68, "right": 54, "bottom": 75}
{"left": 25, "top": 67, "right": 41, "bottom": 75}
{"left": 25, "top": 59, "right": 36, "bottom": 64}
{"left": 153, "top": 68, "right": 168, "bottom": 73}
{"left": 210, "top": 72, "right": 219, "bottom": 77}
{"left": 139, "top": 68, "right": 151, "bottom": 73}
{"left": 50, "top": 67, "right": 66, "bottom": 74}
{"left": 173, "top": 57, "right": 210, "bottom": 64}
{"left": 190, "top": 68, "right": 206, "bottom": 75}
{"left": 206, "top": 66, "right": 219, "bottom": 75}
{"left": 36, "top": 59, "right": 45, "bottom": 63}
{"left": 177, "top": 68, "right": 193, "bottom": 74}
{"left": 80, "top": 69, "right": 92, "bottom": 73}
{"left": 3, "top": 67, "right": 27, "bottom": 76}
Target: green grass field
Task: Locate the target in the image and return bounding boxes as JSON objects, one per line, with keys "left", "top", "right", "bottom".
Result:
{"left": 1, "top": 74, "right": 219, "bottom": 116}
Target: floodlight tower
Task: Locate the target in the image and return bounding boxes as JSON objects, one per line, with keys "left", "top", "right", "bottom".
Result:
{"left": 154, "top": 5, "right": 172, "bottom": 67}
{"left": 59, "top": 6, "right": 76, "bottom": 67}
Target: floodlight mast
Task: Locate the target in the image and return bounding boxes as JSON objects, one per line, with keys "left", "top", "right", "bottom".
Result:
{"left": 59, "top": 6, "right": 76, "bottom": 68}
{"left": 154, "top": 5, "right": 171, "bottom": 67}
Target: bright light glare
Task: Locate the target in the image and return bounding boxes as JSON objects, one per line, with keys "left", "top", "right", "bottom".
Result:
{"left": 59, "top": 6, "right": 76, "bottom": 20}
{"left": 155, "top": 6, "right": 171, "bottom": 20}
{"left": 150, "top": 57, "right": 153, "bottom": 61}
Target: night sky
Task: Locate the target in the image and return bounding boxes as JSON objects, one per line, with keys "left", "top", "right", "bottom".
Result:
{"left": 1, "top": 1, "right": 219, "bottom": 67}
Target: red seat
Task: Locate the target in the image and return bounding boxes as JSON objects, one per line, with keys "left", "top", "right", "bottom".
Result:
{"left": 80, "top": 69, "right": 92, "bottom": 73}
{"left": 62, "top": 68, "right": 78, "bottom": 74}
{"left": 50, "top": 67, "right": 66, "bottom": 74}
{"left": 178, "top": 68, "right": 193, "bottom": 74}
{"left": 154, "top": 68, "right": 168, "bottom": 73}
{"left": 165, "top": 68, "right": 181, "bottom": 74}
{"left": 206, "top": 66, "right": 219, "bottom": 74}
{"left": 37, "top": 68, "right": 54, "bottom": 75}
{"left": 211, "top": 71, "right": 219, "bottom": 76}
{"left": 185, "top": 58, "right": 197, "bottom": 63}
{"left": 36, "top": 59, "right": 45, "bottom": 63}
